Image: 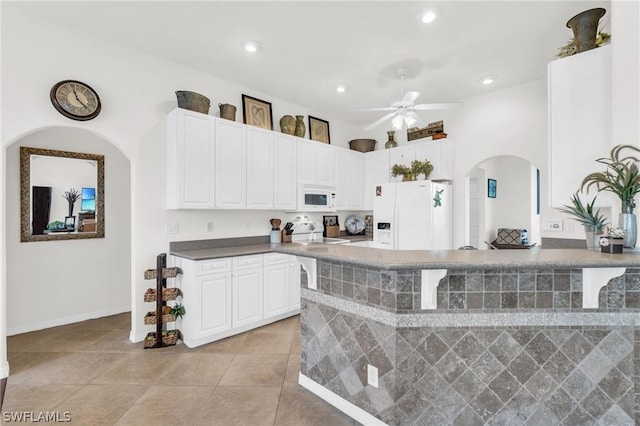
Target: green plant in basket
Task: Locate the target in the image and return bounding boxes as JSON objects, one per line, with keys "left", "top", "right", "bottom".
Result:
{"left": 557, "top": 193, "right": 607, "bottom": 230}
{"left": 170, "top": 303, "right": 186, "bottom": 318}
{"left": 411, "top": 159, "right": 434, "bottom": 179}
{"left": 391, "top": 164, "right": 414, "bottom": 181}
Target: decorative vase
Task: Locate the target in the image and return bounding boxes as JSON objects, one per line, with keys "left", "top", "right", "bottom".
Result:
{"left": 619, "top": 213, "right": 637, "bottom": 248}
{"left": 584, "top": 225, "right": 603, "bottom": 250}
{"left": 279, "top": 115, "right": 295, "bottom": 135}
{"left": 385, "top": 131, "right": 397, "bottom": 149}
{"left": 566, "top": 8, "right": 606, "bottom": 54}
{"left": 294, "top": 115, "right": 306, "bottom": 137}
{"left": 68, "top": 203, "right": 74, "bottom": 218}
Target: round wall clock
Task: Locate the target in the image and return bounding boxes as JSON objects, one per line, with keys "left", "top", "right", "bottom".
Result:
{"left": 50, "top": 80, "right": 101, "bottom": 121}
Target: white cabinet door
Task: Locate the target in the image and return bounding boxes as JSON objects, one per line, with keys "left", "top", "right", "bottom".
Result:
{"left": 289, "top": 258, "right": 301, "bottom": 310}
{"left": 413, "top": 139, "right": 455, "bottom": 181}
{"left": 246, "top": 126, "right": 274, "bottom": 209}
{"left": 274, "top": 134, "right": 298, "bottom": 210}
{"left": 363, "top": 149, "right": 390, "bottom": 210}
{"left": 263, "top": 263, "right": 290, "bottom": 318}
{"left": 167, "top": 108, "right": 215, "bottom": 209}
{"left": 297, "top": 139, "right": 317, "bottom": 183}
{"left": 347, "top": 150, "right": 364, "bottom": 209}
{"left": 215, "top": 118, "right": 247, "bottom": 209}
{"left": 548, "top": 45, "right": 611, "bottom": 207}
{"left": 232, "top": 268, "right": 263, "bottom": 327}
{"left": 336, "top": 149, "right": 348, "bottom": 210}
{"left": 316, "top": 143, "right": 335, "bottom": 186}
{"left": 195, "top": 273, "right": 232, "bottom": 338}
{"left": 389, "top": 144, "right": 415, "bottom": 169}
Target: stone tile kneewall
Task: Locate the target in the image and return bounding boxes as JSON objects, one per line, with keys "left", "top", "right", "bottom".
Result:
{"left": 301, "top": 298, "right": 637, "bottom": 425}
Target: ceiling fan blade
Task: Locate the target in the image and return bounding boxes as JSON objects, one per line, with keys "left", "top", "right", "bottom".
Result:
{"left": 412, "top": 102, "right": 464, "bottom": 110}
{"left": 401, "top": 91, "right": 421, "bottom": 105}
{"left": 364, "top": 112, "right": 397, "bottom": 131}
{"left": 353, "top": 107, "right": 396, "bottom": 112}
{"left": 406, "top": 111, "right": 427, "bottom": 128}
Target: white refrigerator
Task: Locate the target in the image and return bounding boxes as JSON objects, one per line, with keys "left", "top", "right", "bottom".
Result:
{"left": 373, "top": 181, "right": 453, "bottom": 250}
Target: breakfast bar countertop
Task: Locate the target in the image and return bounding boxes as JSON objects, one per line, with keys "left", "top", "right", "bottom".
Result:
{"left": 274, "top": 244, "right": 640, "bottom": 270}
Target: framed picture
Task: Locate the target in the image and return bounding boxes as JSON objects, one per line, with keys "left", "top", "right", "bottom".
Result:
{"left": 241, "top": 94, "right": 273, "bottom": 130}
{"left": 488, "top": 178, "right": 497, "bottom": 198}
{"left": 309, "top": 116, "right": 331, "bottom": 144}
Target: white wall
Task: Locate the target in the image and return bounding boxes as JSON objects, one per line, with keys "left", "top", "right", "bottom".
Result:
{"left": 5, "top": 128, "right": 131, "bottom": 334}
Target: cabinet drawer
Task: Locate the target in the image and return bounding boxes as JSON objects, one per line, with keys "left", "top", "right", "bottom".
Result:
{"left": 232, "top": 254, "right": 263, "bottom": 270}
{"left": 263, "top": 253, "right": 290, "bottom": 265}
{"left": 196, "top": 258, "right": 232, "bottom": 276}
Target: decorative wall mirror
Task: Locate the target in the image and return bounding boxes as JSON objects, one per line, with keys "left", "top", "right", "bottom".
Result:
{"left": 20, "top": 146, "right": 105, "bottom": 242}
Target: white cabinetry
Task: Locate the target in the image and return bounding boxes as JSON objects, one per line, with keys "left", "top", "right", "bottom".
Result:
{"left": 167, "top": 108, "right": 215, "bottom": 209}
{"left": 415, "top": 140, "right": 454, "bottom": 181}
{"left": 232, "top": 255, "right": 263, "bottom": 327}
{"left": 297, "top": 139, "right": 335, "bottom": 186}
{"left": 274, "top": 134, "right": 298, "bottom": 210}
{"left": 247, "top": 126, "right": 274, "bottom": 209}
{"left": 263, "top": 253, "right": 291, "bottom": 318}
{"left": 363, "top": 149, "right": 390, "bottom": 210}
{"left": 174, "top": 252, "right": 300, "bottom": 348}
{"left": 337, "top": 149, "right": 364, "bottom": 210}
{"left": 548, "top": 45, "right": 611, "bottom": 207}
{"left": 215, "top": 118, "right": 247, "bottom": 208}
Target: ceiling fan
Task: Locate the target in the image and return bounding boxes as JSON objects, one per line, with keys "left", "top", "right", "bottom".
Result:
{"left": 359, "top": 68, "right": 463, "bottom": 131}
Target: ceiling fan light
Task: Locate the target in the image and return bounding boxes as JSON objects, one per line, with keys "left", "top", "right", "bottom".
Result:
{"left": 391, "top": 115, "right": 404, "bottom": 130}
{"left": 405, "top": 115, "right": 417, "bottom": 127}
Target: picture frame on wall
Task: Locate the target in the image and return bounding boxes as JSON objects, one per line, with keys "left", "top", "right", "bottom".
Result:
{"left": 309, "top": 116, "right": 331, "bottom": 144}
{"left": 488, "top": 178, "right": 497, "bottom": 198}
{"left": 241, "top": 94, "right": 273, "bottom": 130}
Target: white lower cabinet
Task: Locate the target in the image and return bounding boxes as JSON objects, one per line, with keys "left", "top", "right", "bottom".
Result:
{"left": 174, "top": 252, "right": 300, "bottom": 348}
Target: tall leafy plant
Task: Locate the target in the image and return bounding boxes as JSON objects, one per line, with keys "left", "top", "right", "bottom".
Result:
{"left": 581, "top": 144, "right": 640, "bottom": 214}
{"left": 558, "top": 193, "right": 608, "bottom": 231}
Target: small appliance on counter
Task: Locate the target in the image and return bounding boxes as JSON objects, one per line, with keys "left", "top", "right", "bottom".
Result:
{"left": 323, "top": 215, "right": 340, "bottom": 238}
{"left": 269, "top": 218, "right": 281, "bottom": 243}
{"left": 345, "top": 215, "right": 366, "bottom": 235}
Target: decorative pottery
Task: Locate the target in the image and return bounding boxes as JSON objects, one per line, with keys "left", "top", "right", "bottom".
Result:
{"left": 385, "top": 131, "right": 398, "bottom": 149}
{"left": 566, "top": 8, "right": 606, "bottom": 54}
{"left": 279, "top": 115, "right": 296, "bottom": 135}
{"left": 218, "top": 103, "right": 236, "bottom": 121}
{"left": 175, "top": 91, "right": 210, "bottom": 114}
{"left": 348, "top": 139, "right": 376, "bottom": 152}
{"left": 619, "top": 212, "right": 637, "bottom": 248}
{"left": 294, "top": 115, "right": 306, "bottom": 137}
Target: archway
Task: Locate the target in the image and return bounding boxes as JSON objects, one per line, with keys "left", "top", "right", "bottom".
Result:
{"left": 465, "top": 155, "right": 540, "bottom": 249}
{"left": 4, "top": 127, "right": 131, "bottom": 335}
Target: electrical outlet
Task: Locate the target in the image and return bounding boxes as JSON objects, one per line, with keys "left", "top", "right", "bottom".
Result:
{"left": 166, "top": 223, "right": 179, "bottom": 234}
{"left": 367, "top": 364, "right": 378, "bottom": 388}
{"left": 547, "top": 220, "right": 563, "bottom": 231}
{"left": 207, "top": 222, "right": 215, "bottom": 232}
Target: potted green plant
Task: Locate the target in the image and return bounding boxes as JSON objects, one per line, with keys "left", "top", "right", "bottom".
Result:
{"left": 411, "top": 159, "right": 434, "bottom": 180}
{"left": 581, "top": 144, "right": 640, "bottom": 248}
{"left": 557, "top": 193, "right": 608, "bottom": 250}
{"left": 391, "top": 164, "right": 414, "bottom": 181}
{"left": 63, "top": 188, "right": 81, "bottom": 218}
{"left": 170, "top": 303, "right": 186, "bottom": 319}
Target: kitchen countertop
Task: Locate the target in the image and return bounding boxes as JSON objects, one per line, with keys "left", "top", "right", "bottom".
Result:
{"left": 273, "top": 244, "right": 640, "bottom": 270}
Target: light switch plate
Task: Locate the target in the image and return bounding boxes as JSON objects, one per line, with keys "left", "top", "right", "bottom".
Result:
{"left": 166, "top": 223, "right": 179, "bottom": 234}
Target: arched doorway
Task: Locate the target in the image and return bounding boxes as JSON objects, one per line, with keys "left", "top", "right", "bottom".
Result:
{"left": 465, "top": 155, "right": 540, "bottom": 249}
{"left": 4, "top": 127, "right": 131, "bottom": 335}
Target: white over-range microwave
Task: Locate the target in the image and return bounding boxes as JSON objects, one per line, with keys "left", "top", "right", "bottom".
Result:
{"left": 297, "top": 184, "right": 337, "bottom": 212}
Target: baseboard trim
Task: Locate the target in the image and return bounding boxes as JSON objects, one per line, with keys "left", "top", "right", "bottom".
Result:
{"left": 298, "top": 373, "right": 387, "bottom": 426}
{"left": 7, "top": 305, "right": 130, "bottom": 336}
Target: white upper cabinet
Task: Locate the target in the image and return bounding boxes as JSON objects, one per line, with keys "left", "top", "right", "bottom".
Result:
{"left": 296, "top": 138, "right": 335, "bottom": 186}
{"left": 548, "top": 46, "right": 611, "bottom": 207}
{"left": 363, "top": 149, "right": 390, "bottom": 210}
{"left": 246, "top": 126, "right": 274, "bottom": 209}
{"left": 215, "top": 118, "right": 247, "bottom": 209}
{"left": 337, "top": 149, "right": 364, "bottom": 210}
{"left": 389, "top": 144, "right": 415, "bottom": 168}
{"left": 273, "top": 133, "right": 298, "bottom": 210}
{"left": 167, "top": 108, "right": 215, "bottom": 209}
{"left": 415, "top": 139, "right": 455, "bottom": 181}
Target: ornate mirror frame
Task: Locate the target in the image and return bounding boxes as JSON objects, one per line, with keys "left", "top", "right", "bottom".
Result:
{"left": 20, "top": 146, "right": 105, "bottom": 242}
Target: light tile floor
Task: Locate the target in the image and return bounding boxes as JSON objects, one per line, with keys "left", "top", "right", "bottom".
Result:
{"left": 4, "top": 313, "right": 358, "bottom": 425}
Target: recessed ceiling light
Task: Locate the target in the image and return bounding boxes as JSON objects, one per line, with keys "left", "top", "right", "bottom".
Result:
{"left": 244, "top": 40, "right": 261, "bottom": 53}
{"left": 421, "top": 11, "right": 437, "bottom": 24}
{"left": 336, "top": 84, "right": 349, "bottom": 93}
{"left": 481, "top": 76, "right": 496, "bottom": 85}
